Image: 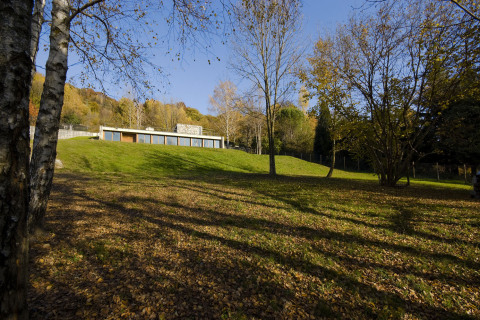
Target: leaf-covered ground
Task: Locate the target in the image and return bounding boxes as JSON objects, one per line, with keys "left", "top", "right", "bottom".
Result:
{"left": 29, "top": 172, "right": 480, "bottom": 319}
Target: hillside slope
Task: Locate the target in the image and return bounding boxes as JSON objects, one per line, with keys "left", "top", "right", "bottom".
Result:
{"left": 55, "top": 137, "right": 472, "bottom": 191}
{"left": 56, "top": 137, "right": 356, "bottom": 179}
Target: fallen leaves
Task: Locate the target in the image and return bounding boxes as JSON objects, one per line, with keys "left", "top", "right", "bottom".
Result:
{"left": 27, "top": 173, "right": 480, "bottom": 319}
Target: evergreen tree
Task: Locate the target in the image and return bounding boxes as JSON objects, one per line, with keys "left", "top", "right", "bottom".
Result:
{"left": 313, "top": 104, "right": 332, "bottom": 162}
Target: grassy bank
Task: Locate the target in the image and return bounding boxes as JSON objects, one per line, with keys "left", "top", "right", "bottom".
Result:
{"left": 56, "top": 137, "right": 338, "bottom": 178}
{"left": 27, "top": 138, "right": 479, "bottom": 319}
{"left": 56, "top": 138, "right": 470, "bottom": 189}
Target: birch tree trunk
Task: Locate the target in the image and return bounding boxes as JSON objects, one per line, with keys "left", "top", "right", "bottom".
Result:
{"left": 0, "top": 0, "right": 33, "bottom": 318}
{"left": 29, "top": 0, "right": 70, "bottom": 234}
{"left": 30, "top": 0, "right": 46, "bottom": 77}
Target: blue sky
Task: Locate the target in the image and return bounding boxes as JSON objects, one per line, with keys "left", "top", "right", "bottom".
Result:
{"left": 36, "top": 0, "right": 365, "bottom": 115}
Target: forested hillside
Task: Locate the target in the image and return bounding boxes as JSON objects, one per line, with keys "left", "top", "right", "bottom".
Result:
{"left": 29, "top": 73, "right": 219, "bottom": 135}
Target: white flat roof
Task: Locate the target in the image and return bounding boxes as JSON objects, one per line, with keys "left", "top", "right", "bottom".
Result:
{"left": 100, "top": 126, "right": 222, "bottom": 140}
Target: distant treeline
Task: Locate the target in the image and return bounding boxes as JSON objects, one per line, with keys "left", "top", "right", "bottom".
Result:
{"left": 29, "top": 73, "right": 317, "bottom": 155}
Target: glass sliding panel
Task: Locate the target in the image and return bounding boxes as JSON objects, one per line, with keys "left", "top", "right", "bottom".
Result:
{"left": 204, "top": 139, "right": 213, "bottom": 148}
{"left": 179, "top": 137, "right": 190, "bottom": 146}
{"left": 113, "top": 132, "right": 121, "bottom": 141}
{"left": 138, "top": 134, "right": 151, "bottom": 143}
{"left": 214, "top": 140, "right": 220, "bottom": 148}
{"left": 192, "top": 138, "right": 202, "bottom": 147}
{"left": 166, "top": 136, "right": 177, "bottom": 145}
{"left": 152, "top": 135, "right": 164, "bottom": 144}
{"left": 104, "top": 131, "right": 112, "bottom": 141}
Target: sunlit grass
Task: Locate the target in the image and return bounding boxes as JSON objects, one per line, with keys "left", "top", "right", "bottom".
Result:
{"left": 57, "top": 137, "right": 469, "bottom": 190}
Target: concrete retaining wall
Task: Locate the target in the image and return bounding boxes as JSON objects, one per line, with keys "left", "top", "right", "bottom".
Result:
{"left": 30, "top": 126, "right": 98, "bottom": 140}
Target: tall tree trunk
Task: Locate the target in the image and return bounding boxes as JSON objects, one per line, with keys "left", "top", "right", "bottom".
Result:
{"left": 265, "top": 97, "right": 276, "bottom": 175}
{"left": 226, "top": 113, "right": 230, "bottom": 148}
{"left": 0, "top": 1, "right": 33, "bottom": 318}
{"left": 29, "top": 0, "right": 70, "bottom": 234}
{"left": 30, "top": 0, "right": 46, "bottom": 77}
{"left": 266, "top": 114, "right": 276, "bottom": 176}
{"left": 326, "top": 139, "right": 335, "bottom": 178}
{"left": 256, "top": 123, "right": 262, "bottom": 155}
{"left": 268, "top": 133, "right": 276, "bottom": 175}
{"left": 406, "top": 162, "right": 410, "bottom": 186}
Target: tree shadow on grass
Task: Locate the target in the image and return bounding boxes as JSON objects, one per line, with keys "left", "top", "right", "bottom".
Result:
{"left": 168, "top": 173, "right": 480, "bottom": 253}
{"left": 52, "top": 172, "right": 480, "bottom": 274}
{"left": 100, "top": 195, "right": 479, "bottom": 318}
{"left": 29, "top": 172, "right": 480, "bottom": 319}
{"left": 51, "top": 172, "right": 480, "bottom": 266}
{"left": 208, "top": 175, "right": 480, "bottom": 245}
{"left": 31, "top": 176, "right": 336, "bottom": 319}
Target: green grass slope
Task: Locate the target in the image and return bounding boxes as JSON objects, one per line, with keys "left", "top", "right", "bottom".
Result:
{"left": 56, "top": 137, "right": 350, "bottom": 178}
{"left": 56, "top": 137, "right": 470, "bottom": 190}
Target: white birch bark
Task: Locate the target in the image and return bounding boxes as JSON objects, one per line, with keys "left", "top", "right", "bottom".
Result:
{"left": 30, "top": 0, "right": 46, "bottom": 77}
{"left": 29, "top": 0, "right": 71, "bottom": 233}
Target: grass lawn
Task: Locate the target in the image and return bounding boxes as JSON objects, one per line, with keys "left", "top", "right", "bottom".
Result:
{"left": 28, "top": 138, "right": 480, "bottom": 319}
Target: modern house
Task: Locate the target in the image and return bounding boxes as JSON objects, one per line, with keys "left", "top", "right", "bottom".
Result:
{"left": 99, "top": 124, "right": 224, "bottom": 149}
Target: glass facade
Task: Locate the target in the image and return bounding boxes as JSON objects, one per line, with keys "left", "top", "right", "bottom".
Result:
{"left": 104, "top": 129, "right": 222, "bottom": 149}
{"left": 152, "top": 135, "right": 164, "bottom": 144}
{"left": 104, "top": 131, "right": 120, "bottom": 141}
{"left": 166, "top": 136, "right": 178, "bottom": 145}
{"left": 192, "top": 138, "right": 202, "bottom": 147}
{"left": 204, "top": 139, "right": 213, "bottom": 148}
{"left": 138, "top": 134, "right": 151, "bottom": 143}
{"left": 179, "top": 137, "right": 190, "bottom": 146}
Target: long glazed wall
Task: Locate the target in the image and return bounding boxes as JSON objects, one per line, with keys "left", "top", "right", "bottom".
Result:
{"left": 99, "top": 126, "right": 224, "bottom": 149}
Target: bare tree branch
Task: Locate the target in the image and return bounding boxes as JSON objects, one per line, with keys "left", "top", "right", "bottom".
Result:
{"left": 68, "top": 0, "right": 104, "bottom": 23}
{"left": 449, "top": 0, "right": 480, "bottom": 22}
